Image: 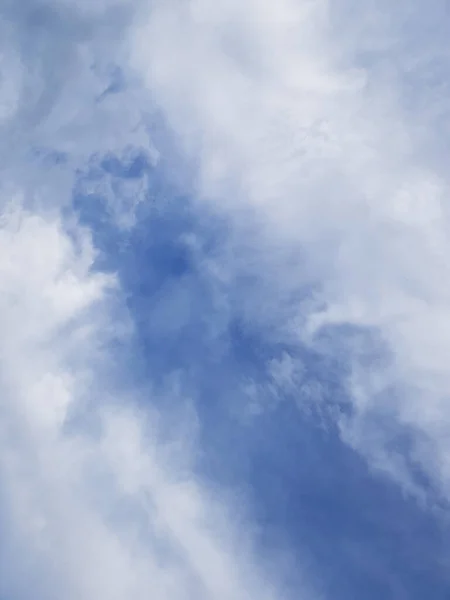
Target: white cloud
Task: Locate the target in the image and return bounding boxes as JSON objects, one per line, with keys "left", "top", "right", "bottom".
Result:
{"left": 0, "top": 2, "right": 316, "bottom": 599}
{"left": 4, "top": 0, "right": 450, "bottom": 596}
{"left": 0, "top": 200, "right": 308, "bottom": 600}
{"left": 0, "top": 0, "right": 150, "bottom": 209}
{"left": 131, "top": 0, "right": 450, "bottom": 499}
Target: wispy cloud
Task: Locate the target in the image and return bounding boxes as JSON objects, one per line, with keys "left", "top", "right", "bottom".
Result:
{"left": 3, "top": 0, "right": 450, "bottom": 599}
{"left": 131, "top": 0, "right": 450, "bottom": 500}
{"left": 0, "top": 2, "right": 316, "bottom": 600}
{"left": 0, "top": 204, "right": 308, "bottom": 600}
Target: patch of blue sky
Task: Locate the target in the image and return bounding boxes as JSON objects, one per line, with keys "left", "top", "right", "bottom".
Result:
{"left": 72, "top": 145, "right": 450, "bottom": 600}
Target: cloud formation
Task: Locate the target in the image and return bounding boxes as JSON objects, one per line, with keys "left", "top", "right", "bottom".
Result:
{"left": 0, "top": 191, "right": 304, "bottom": 600}
{"left": 0, "top": 2, "right": 314, "bottom": 599}
{"left": 3, "top": 0, "right": 450, "bottom": 599}
{"left": 132, "top": 0, "right": 450, "bottom": 500}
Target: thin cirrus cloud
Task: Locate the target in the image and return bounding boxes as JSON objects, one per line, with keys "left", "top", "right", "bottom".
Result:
{"left": 2, "top": 1, "right": 450, "bottom": 600}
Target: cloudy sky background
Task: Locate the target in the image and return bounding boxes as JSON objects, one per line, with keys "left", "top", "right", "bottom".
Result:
{"left": 1, "top": 1, "right": 450, "bottom": 598}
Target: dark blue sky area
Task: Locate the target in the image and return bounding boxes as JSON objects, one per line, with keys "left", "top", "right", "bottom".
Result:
{"left": 73, "top": 150, "right": 450, "bottom": 600}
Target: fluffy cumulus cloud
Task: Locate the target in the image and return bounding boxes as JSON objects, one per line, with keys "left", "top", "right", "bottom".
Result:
{"left": 2, "top": 1, "right": 450, "bottom": 599}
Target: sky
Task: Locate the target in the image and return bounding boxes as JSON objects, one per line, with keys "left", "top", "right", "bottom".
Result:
{"left": 1, "top": 1, "right": 450, "bottom": 599}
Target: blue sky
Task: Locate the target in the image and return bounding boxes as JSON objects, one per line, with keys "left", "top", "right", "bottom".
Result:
{"left": 1, "top": 1, "right": 450, "bottom": 599}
